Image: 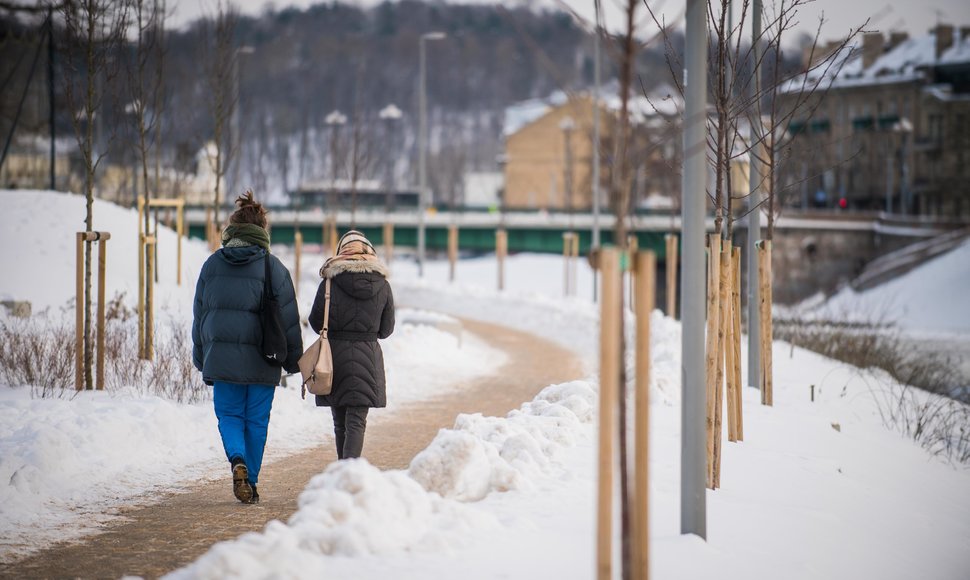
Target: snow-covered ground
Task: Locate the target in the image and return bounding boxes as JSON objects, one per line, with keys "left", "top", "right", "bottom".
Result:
{"left": 173, "top": 242, "right": 970, "bottom": 579}
{"left": 3, "top": 190, "right": 970, "bottom": 578}
{"left": 789, "top": 238, "right": 970, "bottom": 335}
{"left": 0, "top": 191, "right": 503, "bottom": 560}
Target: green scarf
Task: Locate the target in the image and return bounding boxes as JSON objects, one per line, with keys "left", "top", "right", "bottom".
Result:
{"left": 221, "top": 223, "right": 271, "bottom": 251}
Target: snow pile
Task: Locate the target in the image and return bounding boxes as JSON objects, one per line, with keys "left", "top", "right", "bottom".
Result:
{"left": 408, "top": 380, "right": 596, "bottom": 501}
{"left": 797, "top": 239, "right": 970, "bottom": 334}
{"left": 169, "top": 377, "right": 595, "bottom": 578}
{"left": 169, "top": 462, "right": 500, "bottom": 580}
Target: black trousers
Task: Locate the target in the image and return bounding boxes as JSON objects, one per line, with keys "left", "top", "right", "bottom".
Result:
{"left": 331, "top": 406, "right": 369, "bottom": 459}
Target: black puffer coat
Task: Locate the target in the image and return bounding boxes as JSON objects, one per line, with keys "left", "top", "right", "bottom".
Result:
{"left": 192, "top": 246, "right": 303, "bottom": 386}
{"left": 307, "top": 260, "right": 394, "bottom": 408}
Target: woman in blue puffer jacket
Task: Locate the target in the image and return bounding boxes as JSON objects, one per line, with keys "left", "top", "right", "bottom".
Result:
{"left": 192, "top": 192, "right": 302, "bottom": 504}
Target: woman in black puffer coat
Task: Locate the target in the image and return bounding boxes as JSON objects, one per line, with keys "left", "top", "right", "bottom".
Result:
{"left": 308, "top": 230, "right": 394, "bottom": 460}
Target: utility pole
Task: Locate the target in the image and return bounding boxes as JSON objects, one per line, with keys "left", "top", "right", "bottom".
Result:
{"left": 48, "top": 6, "right": 55, "bottom": 191}
{"left": 748, "top": 0, "right": 763, "bottom": 391}
{"left": 418, "top": 31, "right": 446, "bottom": 278}
{"left": 592, "top": 0, "right": 602, "bottom": 302}
{"left": 681, "top": 0, "right": 708, "bottom": 539}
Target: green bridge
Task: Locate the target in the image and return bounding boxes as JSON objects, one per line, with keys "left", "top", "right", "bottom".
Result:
{"left": 186, "top": 210, "right": 678, "bottom": 258}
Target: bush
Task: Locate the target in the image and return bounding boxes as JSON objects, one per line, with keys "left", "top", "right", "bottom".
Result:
{"left": 0, "top": 296, "right": 208, "bottom": 404}
{"left": 776, "top": 312, "right": 970, "bottom": 465}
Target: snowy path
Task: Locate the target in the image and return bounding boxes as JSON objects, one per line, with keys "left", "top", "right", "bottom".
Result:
{"left": 3, "top": 317, "right": 584, "bottom": 579}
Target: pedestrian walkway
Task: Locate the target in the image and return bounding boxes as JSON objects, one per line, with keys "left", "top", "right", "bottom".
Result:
{"left": 4, "top": 317, "right": 585, "bottom": 579}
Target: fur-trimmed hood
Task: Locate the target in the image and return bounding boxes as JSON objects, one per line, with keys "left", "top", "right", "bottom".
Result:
{"left": 321, "top": 258, "right": 389, "bottom": 279}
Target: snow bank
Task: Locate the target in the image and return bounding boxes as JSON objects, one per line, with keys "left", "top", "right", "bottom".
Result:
{"left": 408, "top": 380, "right": 596, "bottom": 501}
{"left": 796, "top": 239, "right": 970, "bottom": 335}
{"left": 169, "top": 461, "right": 500, "bottom": 580}
{"left": 169, "top": 377, "right": 596, "bottom": 578}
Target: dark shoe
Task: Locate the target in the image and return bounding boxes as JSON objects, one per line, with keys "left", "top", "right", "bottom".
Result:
{"left": 247, "top": 485, "right": 260, "bottom": 504}
{"left": 230, "top": 456, "right": 253, "bottom": 503}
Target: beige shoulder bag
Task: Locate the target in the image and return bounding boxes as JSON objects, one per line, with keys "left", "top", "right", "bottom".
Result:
{"left": 299, "top": 278, "right": 334, "bottom": 399}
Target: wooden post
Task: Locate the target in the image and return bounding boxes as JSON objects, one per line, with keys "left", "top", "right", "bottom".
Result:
{"left": 75, "top": 232, "right": 111, "bottom": 391}
{"left": 714, "top": 242, "right": 731, "bottom": 490}
{"left": 294, "top": 230, "right": 303, "bottom": 297}
{"left": 448, "top": 224, "right": 458, "bottom": 282}
{"left": 328, "top": 217, "right": 338, "bottom": 256}
{"left": 75, "top": 233, "right": 84, "bottom": 391}
{"left": 137, "top": 199, "right": 145, "bottom": 359}
{"left": 383, "top": 222, "right": 394, "bottom": 265}
{"left": 96, "top": 237, "right": 107, "bottom": 390}
{"left": 144, "top": 235, "right": 156, "bottom": 361}
{"left": 704, "top": 234, "right": 721, "bottom": 488}
{"left": 717, "top": 239, "right": 738, "bottom": 454}
{"left": 665, "top": 234, "right": 678, "bottom": 319}
{"left": 496, "top": 229, "right": 507, "bottom": 291}
{"left": 725, "top": 242, "right": 738, "bottom": 443}
{"left": 758, "top": 240, "right": 774, "bottom": 406}
{"left": 562, "top": 232, "right": 572, "bottom": 297}
{"left": 732, "top": 247, "right": 743, "bottom": 440}
{"left": 176, "top": 201, "right": 184, "bottom": 286}
{"left": 628, "top": 235, "right": 639, "bottom": 311}
{"left": 633, "top": 250, "right": 655, "bottom": 580}
{"left": 598, "top": 248, "right": 621, "bottom": 580}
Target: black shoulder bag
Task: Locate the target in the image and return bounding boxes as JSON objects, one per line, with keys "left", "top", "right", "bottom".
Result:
{"left": 260, "top": 253, "right": 288, "bottom": 366}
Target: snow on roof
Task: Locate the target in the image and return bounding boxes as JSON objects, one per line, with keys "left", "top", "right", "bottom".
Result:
{"left": 503, "top": 82, "right": 683, "bottom": 137}
{"left": 940, "top": 33, "right": 970, "bottom": 65}
{"left": 784, "top": 29, "right": 970, "bottom": 94}
{"left": 502, "top": 91, "right": 569, "bottom": 136}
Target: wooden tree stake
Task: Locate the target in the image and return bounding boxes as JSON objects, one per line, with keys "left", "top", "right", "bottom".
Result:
{"left": 704, "top": 234, "right": 721, "bottom": 488}
{"left": 448, "top": 224, "right": 459, "bottom": 282}
{"left": 496, "top": 229, "right": 508, "bottom": 291}
{"left": 598, "top": 248, "right": 622, "bottom": 580}
{"left": 633, "top": 250, "right": 655, "bottom": 580}
{"left": 383, "top": 222, "right": 394, "bottom": 265}
{"left": 732, "top": 247, "right": 744, "bottom": 440}
{"left": 665, "top": 233, "right": 678, "bottom": 319}
{"left": 758, "top": 240, "right": 774, "bottom": 406}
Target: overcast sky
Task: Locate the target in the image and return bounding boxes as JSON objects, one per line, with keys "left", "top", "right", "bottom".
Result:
{"left": 169, "top": 0, "right": 970, "bottom": 44}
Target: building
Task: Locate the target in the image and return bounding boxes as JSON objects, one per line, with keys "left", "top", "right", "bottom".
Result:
{"left": 780, "top": 25, "right": 970, "bottom": 217}
{"left": 501, "top": 84, "right": 682, "bottom": 212}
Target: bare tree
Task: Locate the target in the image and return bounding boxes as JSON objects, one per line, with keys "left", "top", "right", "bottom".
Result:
{"left": 60, "top": 0, "right": 127, "bottom": 390}
{"left": 201, "top": 0, "right": 238, "bottom": 227}
{"left": 125, "top": 0, "right": 166, "bottom": 359}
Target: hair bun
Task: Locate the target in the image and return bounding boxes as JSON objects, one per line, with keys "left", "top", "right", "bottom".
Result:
{"left": 229, "top": 190, "right": 268, "bottom": 228}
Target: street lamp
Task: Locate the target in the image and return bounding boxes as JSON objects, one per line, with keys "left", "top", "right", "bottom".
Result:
{"left": 230, "top": 45, "right": 255, "bottom": 200}
{"left": 418, "top": 31, "right": 447, "bottom": 278}
{"left": 325, "top": 110, "right": 347, "bottom": 240}
{"left": 380, "top": 104, "right": 403, "bottom": 212}
{"left": 560, "top": 116, "right": 576, "bottom": 220}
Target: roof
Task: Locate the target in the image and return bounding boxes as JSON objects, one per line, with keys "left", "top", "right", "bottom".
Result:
{"left": 782, "top": 28, "right": 970, "bottom": 94}
{"left": 502, "top": 82, "right": 683, "bottom": 137}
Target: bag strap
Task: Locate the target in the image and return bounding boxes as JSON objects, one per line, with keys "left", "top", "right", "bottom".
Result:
{"left": 321, "top": 277, "right": 331, "bottom": 339}
{"left": 262, "top": 253, "right": 274, "bottom": 306}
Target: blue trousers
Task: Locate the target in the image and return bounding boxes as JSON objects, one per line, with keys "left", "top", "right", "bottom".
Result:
{"left": 213, "top": 382, "right": 276, "bottom": 485}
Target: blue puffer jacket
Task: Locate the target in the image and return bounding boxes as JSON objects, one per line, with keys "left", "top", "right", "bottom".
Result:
{"left": 192, "top": 246, "right": 303, "bottom": 386}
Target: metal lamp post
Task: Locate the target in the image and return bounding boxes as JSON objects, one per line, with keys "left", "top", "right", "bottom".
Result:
{"left": 418, "top": 31, "right": 446, "bottom": 278}
{"left": 230, "top": 45, "right": 255, "bottom": 200}
{"left": 379, "top": 104, "right": 403, "bottom": 212}
{"left": 325, "top": 110, "right": 347, "bottom": 243}
{"left": 560, "top": 116, "right": 576, "bottom": 220}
